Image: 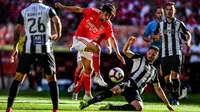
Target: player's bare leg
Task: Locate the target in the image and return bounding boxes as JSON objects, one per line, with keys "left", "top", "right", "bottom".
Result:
{"left": 84, "top": 42, "right": 107, "bottom": 87}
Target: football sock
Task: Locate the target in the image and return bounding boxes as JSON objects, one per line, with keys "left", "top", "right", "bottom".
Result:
{"left": 73, "top": 67, "right": 81, "bottom": 84}
{"left": 88, "top": 90, "right": 113, "bottom": 105}
{"left": 109, "top": 104, "right": 137, "bottom": 110}
{"left": 92, "top": 53, "right": 100, "bottom": 76}
{"left": 74, "top": 75, "right": 84, "bottom": 94}
{"left": 48, "top": 81, "right": 59, "bottom": 109}
{"left": 83, "top": 73, "right": 91, "bottom": 96}
{"left": 172, "top": 79, "right": 181, "bottom": 100}
{"left": 166, "top": 81, "right": 173, "bottom": 95}
{"left": 7, "top": 80, "right": 20, "bottom": 108}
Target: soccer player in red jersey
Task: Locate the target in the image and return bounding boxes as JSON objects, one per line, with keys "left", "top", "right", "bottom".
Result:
{"left": 70, "top": 33, "right": 112, "bottom": 100}
{"left": 55, "top": 3, "right": 125, "bottom": 98}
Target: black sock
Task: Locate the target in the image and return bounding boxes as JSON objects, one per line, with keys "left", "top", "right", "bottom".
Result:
{"left": 166, "top": 81, "right": 173, "bottom": 95}
{"left": 7, "top": 80, "right": 20, "bottom": 108}
{"left": 172, "top": 79, "right": 181, "bottom": 101}
{"left": 48, "top": 81, "right": 59, "bottom": 109}
{"left": 110, "top": 104, "right": 137, "bottom": 110}
{"left": 88, "top": 90, "right": 113, "bottom": 105}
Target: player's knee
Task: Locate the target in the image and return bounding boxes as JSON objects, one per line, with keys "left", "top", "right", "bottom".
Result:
{"left": 84, "top": 67, "right": 92, "bottom": 74}
{"left": 131, "top": 100, "right": 144, "bottom": 111}
{"left": 15, "top": 72, "right": 26, "bottom": 83}
{"left": 46, "top": 74, "right": 57, "bottom": 83}
{"left": 93, "top": 45, "right": 101, "bottom": 53}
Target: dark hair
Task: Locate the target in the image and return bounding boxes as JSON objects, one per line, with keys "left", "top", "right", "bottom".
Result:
{"left": 155, "top": 6, "right": 163, "bottom": 12}
{"left": 102, "top": 3, "right": 116, "bottom": 16}
{"left": 165, "top": 2, "right": 175, "bottom": 7}
{"left": 149, "top": 45, "right": 160, "bottom": 52}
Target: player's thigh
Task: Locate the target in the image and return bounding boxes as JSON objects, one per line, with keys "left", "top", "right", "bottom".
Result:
{"left": 161, "top": 57, "right": 172, "bottom": 77}
{"left": 81, "top": 56, "right": 92, "bottom": 74}
{"left": 39, "top": 53, "right": 56, "bottom": 75}
{"left": 72, "top": 36, "right": 93, "bottom": 51}
{"left": 17, "top": 53, "right": 35, "bottom": 74}
{"left": 118, "top": 79, "right": 142, "bottom": 103}
{"left": 171, "top": 55, "right": 182, "bottom": 74}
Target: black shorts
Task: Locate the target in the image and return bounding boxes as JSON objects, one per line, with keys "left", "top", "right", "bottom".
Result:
{"left": 118, "top": 78, "right": 142, "bottom": 103}
{"left": 161, "top": 55, "right": 182, "bottom": 76}
{"left": 17, "top": 53, "right": 56, "bottom": 75}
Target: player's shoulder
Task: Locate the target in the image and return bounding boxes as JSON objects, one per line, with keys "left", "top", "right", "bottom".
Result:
{"left": 90, "top": 7, "right": 101, "bottom": 13}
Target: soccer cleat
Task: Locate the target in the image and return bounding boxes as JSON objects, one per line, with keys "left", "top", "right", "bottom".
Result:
{"left": 99, "top": 103, "right": 112, "bottom": 110}
{"left": 79, "top": 101, "right": 89, "bottom": 110}
{"left": 53, "top": 109, "right": 59, "bottom": 112}
{"left": 6, "top": 107, "right": 12, "bottom": 112}
{"left": 179, "top": 87, "right": 188, "bottom": 100}
{"left": 93, "top": 75, "right": 108, "bottom": 87}
{"left": 72, "top": 93, "right": 78, "bottom": 100}
{"left": 172, "top": 100, "right": 180, "bottom": 105}
{"left": 83, "top": 95, "right": 93, "bottom": 101}
{"left": 67, "top": 83, "right": 76, "bottom": 92}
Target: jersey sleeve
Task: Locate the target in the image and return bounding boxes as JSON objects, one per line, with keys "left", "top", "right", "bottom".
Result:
{"left": 151, "top": 70, "right": 159, "bottom": 84}
{"left": 82, "top": 8, "right": 93, "bottom": 17}
{"left": 49, "top": 8, "right": 57, "bottom": 18}
{"left": 143, "top": 23, "right": 151, "bottom": 37}
{"left": 180, "top": 21, "right": 189, "bottom": 34}
{"left": 153, "top": 22, "right": 160, "bottom": 35}
{"left": 131, "top": 53, "right": 142, "bottom": 59}
{"left": 16, "top": 12, "right": 24, "bottom": 26}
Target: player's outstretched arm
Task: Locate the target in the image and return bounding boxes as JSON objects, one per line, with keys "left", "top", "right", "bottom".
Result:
{"left": 122, "top": 36, "right": 136, "bottom": 58}
{"left": 110, "top": 36, "right": 125, "bottom": 64}
{"left": 105, "top": 39, "right": 112, "bottom": 54}
{"left": 153, "top": 83, "right": 174, "bottom": 111}
{"left": 55, "top": 3, "right": 82, "bottom": 13}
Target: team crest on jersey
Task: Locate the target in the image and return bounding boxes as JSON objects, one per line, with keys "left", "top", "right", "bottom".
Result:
{"left": 99, "top": 25, "right": 104, "bottom": 30}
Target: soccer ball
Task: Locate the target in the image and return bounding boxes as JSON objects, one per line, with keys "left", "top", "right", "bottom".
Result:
{"left": 109, "top": 67, "right": 124, "bottom": 83}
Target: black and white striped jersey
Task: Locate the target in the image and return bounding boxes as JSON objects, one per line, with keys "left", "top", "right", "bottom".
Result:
{"left": 17, "top": 2, "right": 57, "bottom": 54}
{"left": 129, "top": 54, "right": 159, "bottom": 94}
{"left": 154, "top": 18, "right": 189, "bottom": 57}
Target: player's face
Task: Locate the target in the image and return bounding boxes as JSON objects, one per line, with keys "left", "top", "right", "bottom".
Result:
{"left": 165, "top": 5, "right": 176, "bottom": 19}
{"left": 155, "top": 8, "right": 164, "bottom": 21}
{"left": 146, "top": 49, "right": 159, "bottom": 62}
{"left": 100, "top": 12, "right": 112, "bottom": 22}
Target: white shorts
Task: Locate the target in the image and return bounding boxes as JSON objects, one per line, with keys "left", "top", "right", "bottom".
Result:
{"left": 72, "top": 36, "right": 92, "bottom": 61}
{"left": 77, "top": 51, "right": 92, "bottom": 61}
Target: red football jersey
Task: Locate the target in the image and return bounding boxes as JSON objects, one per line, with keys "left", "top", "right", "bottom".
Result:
{"left": 75, "top": 8, "right": 114, "bottom": 40}
{"left": 93, "top": 33, "right": 109, "bottom": 45}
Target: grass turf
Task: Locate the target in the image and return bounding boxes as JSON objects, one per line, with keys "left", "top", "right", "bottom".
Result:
{"left": 0, "top": 90, "right": 200, "bottom": 112}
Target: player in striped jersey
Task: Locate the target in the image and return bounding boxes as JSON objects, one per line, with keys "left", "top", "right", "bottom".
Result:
{"left": 79, "top": 36, "right": 174, "bottom": 111}
{"left": 153, "top": 2, "right": 191, "bottom": 105}
{"left": 6, "top": 0, "right": 62, "bottom": 112}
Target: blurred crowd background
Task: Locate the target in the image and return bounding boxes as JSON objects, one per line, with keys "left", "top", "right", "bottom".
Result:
{"left": 0, "top": 0, "right": 200, "bottom": 93}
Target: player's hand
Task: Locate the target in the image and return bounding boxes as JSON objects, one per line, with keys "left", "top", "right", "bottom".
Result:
{"left": 10, "top": 50, "right": 18, "bottom": 63}
{"left": 152, "top": 34, "right": 161, "bottom": 42}
{"left": 128, "top": 36, "right": 136, "bottom": 45}
{"left": 55, "top": 3, "right": 64, "bottom": 9}
{"left": 167, "top": 104, "right": 174, "bottom": 111}
{"left": 185, "top": 42, "right": 191, "bottom": 48}
{"left": 51, "top": 34, "right": 60, "bottom": 41}
{"left": 117, "top": 54, "right": 126, "bottom": 65}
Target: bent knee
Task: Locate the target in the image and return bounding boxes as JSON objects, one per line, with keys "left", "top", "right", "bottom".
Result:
{"left": 93, "top": 45, "right": 101, "bottom": 53}
{"left": 135, "top": 106, "right": 143, "bottom": 111}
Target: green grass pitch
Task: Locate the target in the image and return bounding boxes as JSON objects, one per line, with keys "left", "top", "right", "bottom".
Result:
{"left": 0, "top": 90, "right": 200, "bottom": 112}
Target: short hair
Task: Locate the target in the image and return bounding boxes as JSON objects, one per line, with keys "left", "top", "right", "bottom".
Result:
{"left": 149, "top": 45, "right": 160, "bottom": 52}
{"left": 165, "top": 2, "right": 175, "bottom": 7}
{"left": 102, "top": 3, "right": 116, "bottom": 16}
